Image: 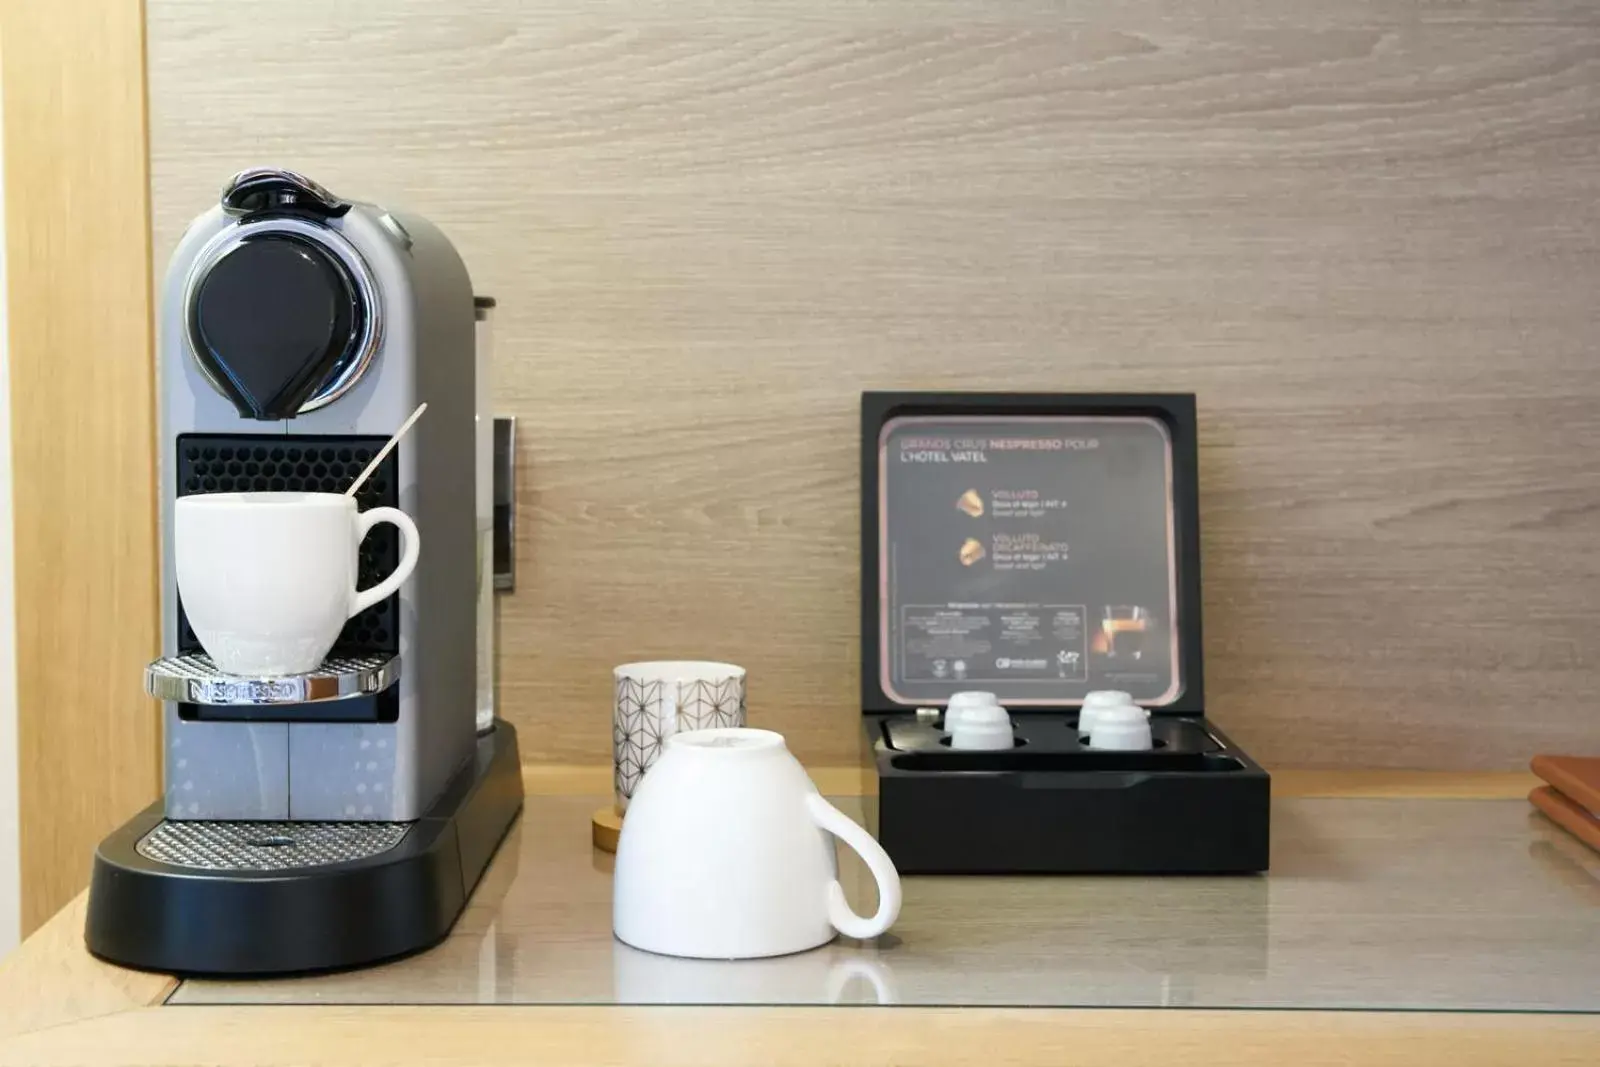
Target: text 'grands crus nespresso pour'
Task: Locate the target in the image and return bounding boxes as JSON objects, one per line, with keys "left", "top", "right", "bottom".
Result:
{"left": 897, "top": 436, "right": 1101, "bottom": 462}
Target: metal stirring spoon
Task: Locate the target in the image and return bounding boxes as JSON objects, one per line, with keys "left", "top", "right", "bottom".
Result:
{"left": 345, "top": 402, "right": 427, "bottom": 497}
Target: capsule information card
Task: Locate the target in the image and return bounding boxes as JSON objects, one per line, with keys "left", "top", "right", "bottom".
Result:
{"left": 876, "top": 414, "right": 1180, "bottom": 706}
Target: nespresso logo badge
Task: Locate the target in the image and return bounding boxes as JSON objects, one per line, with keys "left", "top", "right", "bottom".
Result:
{"left": 200, "top": 678, "right": 302, "bottom": 703}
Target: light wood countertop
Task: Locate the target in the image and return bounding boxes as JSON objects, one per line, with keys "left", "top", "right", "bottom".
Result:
{"left": 1, "top": 767, "right": 1595, "bottom": 1067}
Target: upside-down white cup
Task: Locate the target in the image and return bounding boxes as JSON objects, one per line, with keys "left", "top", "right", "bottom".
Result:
{"left": 614, "top": 728, "right": 901, "bottom": 960}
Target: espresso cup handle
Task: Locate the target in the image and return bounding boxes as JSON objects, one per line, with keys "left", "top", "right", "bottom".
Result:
{"left": 350, "top": 507, "right": 421, "bottom": 617}
{"left": 803, "top": 792, "right": 902, "bottom": 941}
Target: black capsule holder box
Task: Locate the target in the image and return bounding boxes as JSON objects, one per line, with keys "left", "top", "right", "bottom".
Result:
{"left": 860, "top": 392, "right": 1269, "bottom": 874}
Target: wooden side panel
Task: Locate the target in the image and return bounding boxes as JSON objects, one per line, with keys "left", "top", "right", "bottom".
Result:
{"left": 1, "top": 0, "right": 159, "bottom": 934}
{"left": 145, "top": 1, "right": 1600, "bottom": 769}
{"left": 8, "top": 1007, "right": 1600, "bottom": 1067}
{"left": 0, "top": 892, "right": 174, "bottom": 1039}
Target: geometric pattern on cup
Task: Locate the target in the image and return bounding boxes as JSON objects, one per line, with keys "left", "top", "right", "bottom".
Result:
{"left": 613, "top": 674, "right": 746, "bottom": 803}
{"left": 676, "top": 676, "right": 746, "bottom": 731}
{"left": 614, "top": 677, "right": 665, "bottom": 803}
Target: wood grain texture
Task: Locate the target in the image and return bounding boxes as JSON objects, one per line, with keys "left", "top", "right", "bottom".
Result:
{"left": 1531, "top": 754, "right": 1600, "bottom": 812}
{"left": 1529, "top": 784, "right": 1600, "bottom": 855}
{"left": 1270, "top": 768, "right": 1540, "bottom": 799}
{"left": 0, "top": 893, "right": 173, "bottom": 1041}
{"left": 145, "top": 0, "right": 1600, "bottom": 769}
{"left": 3, "top": 0, "right": 160, "bottom": 935}
{"left": 5, "top": 1006, "right": 1599, "bottom": 1067}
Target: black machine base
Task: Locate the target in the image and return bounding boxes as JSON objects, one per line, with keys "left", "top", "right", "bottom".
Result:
{"left": 865, "top": 714, "right": 1269, "bottom": 875}
{"left": 85, "top": 722, "right": 523, "bottom": 976}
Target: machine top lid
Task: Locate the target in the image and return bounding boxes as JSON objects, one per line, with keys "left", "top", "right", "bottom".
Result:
{"left": 221, "top": 168, "right": 350, "bottom": 220}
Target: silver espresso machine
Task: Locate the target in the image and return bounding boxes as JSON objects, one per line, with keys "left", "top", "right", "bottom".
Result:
{"left": 86, "top": 169, "right": 523, "bottom": 975}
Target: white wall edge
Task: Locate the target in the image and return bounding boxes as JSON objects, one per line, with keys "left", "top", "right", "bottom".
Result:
{"left": 0, "top": 66, "right": 22, "bottom": 957}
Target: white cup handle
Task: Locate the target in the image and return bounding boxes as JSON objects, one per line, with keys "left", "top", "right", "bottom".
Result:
{"left": 804, "top": 792, "right": 902, "bottom": 941}
{"left": 349, "top": 507, "right": 421, "bottom": 617}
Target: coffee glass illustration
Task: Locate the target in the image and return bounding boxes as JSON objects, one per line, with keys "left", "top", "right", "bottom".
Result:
{"left": 1101, "top": 606, "right": 1151, "bottom": 661}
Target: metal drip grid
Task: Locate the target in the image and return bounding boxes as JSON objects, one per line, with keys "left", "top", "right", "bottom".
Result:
{"left": 144, "top": 652, "right": 400, "bottom": 706}
{"left": 136, "top": 819, "right": 411, "bottom": 872}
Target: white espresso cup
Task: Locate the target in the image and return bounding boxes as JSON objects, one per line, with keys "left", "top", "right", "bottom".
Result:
{"left": 614, "top": 728, "right": 901, "bottom": 959}
{"left": 612, "top": 660, "right": 746, "bottom": 811}
{"left": 175, "top": 492, "right": 420, "bottom": 676}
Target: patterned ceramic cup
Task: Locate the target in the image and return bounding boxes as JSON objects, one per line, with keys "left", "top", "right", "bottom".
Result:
{"left": 613, "top": 661, "right": 747, "bottom": 811}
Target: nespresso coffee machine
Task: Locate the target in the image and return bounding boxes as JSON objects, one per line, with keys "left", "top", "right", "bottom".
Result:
{"left": 86, "top": 169, "right": 523, "bottom": 974}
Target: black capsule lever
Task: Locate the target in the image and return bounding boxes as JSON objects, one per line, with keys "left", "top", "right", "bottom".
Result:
{"left": 221, "top": 168, "right": 350, "bottom": 220}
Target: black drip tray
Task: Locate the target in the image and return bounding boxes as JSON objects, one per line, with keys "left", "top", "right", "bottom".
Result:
{"left": 86, "top": 723, "right": 525, "bottom": 976}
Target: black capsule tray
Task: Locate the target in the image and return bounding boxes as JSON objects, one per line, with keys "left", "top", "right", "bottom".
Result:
{"left": 864, "top": 713, "right": 1269, "bottom": 875}
{"left": 880, "top": 714, "right": 1233, "bottom": 768}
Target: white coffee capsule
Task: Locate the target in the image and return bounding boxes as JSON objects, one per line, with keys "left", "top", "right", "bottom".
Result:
{"left": 944, "top": 691, "right": 1001, "bottom": 735}
{"left": 948, "top": 701, "right": 1014, "bottom": 751}
{"left": 1079, "top": 690, "right": 1139, "bottom": 737}
{"left": 1087, "top": 703, "right": 1154, "bottom": 752}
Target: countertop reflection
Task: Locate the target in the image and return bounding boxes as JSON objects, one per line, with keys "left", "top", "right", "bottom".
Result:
{"left": 171, "top": 795, "right": 1600, "bottom": 1012}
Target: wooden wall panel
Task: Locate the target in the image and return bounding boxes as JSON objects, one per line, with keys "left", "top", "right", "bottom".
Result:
{"left": 3, "top": 0, "right": 160, "bottom": 934}
{"left": 147, "top": 0, "right": 1600, "bottom": 769}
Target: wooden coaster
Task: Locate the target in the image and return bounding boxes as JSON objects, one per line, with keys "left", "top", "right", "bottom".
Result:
{"left": 1530, "top": 785, "right": 1600, "bottom": 856}
{"left": 1532, "top": 755, "right": 1600, "bottom": 816}
{"left": 591, "top": 805, "right": 624, "bottom": 853}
